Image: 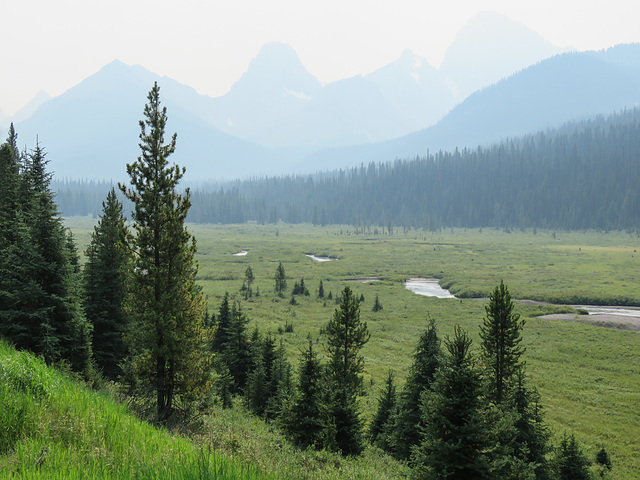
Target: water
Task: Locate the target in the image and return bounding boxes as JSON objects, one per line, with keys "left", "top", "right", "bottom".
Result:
{"left": 404, "top": 278, "right": 455, "bottom": 298}
{"left": 306, "top": 254, "right": 335, "bottom": 262}
{"left": 581, "top": 306, "right": 640, "bottom": 318}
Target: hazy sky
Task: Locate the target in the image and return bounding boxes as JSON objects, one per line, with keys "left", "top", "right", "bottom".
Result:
{"left": 1, "top": 0, "right": 639, "bottom": 116}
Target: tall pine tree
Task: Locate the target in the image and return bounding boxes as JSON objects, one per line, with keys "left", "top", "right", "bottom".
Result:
{"left": 119, "top": 83, "right": 212, "bottom": 423}
{"left": 324, "top": 286, "right": 370, "bottom": 455}
{"left": 83, "top": 188, "right": 131, "bottom": 380}
{"left": 480, "top": 280, "right": 525, "bottom": 404}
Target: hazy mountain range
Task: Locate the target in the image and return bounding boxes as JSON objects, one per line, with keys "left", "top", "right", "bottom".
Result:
{"left": 5, "top": 12, "right": 640, "bottom": 182}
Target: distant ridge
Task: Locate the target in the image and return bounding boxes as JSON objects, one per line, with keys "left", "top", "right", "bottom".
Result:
{"left": 9, "top": 33, "right": 640, "bottom": 181}
{"left": 300, "top": 44, "right": 640, "bottom": 172}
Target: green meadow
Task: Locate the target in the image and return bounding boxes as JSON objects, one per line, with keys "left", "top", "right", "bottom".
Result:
{"left": 62, "top": 218, "right": 640, "bottom": 478}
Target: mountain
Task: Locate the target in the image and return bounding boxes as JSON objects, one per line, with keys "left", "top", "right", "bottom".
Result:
{"left": 299, "top": 44, "right": 640, "bottom": 172}
{"left": 439, "top": 11, "right": 566, "bottom": 100}
{"left": 209, "top": 43, "right": 427, "bottom": 148}
{"left": 14, "top": 60, "right": 281, "bottom": 181}
{"left": 11, "top": 90, "right": 52, "bottom": 124}
{"left": 208, "top": 42, "right": 322, "bottom": 147}
{"left": 366, "top": 50, "right": 454, "bottom": 131}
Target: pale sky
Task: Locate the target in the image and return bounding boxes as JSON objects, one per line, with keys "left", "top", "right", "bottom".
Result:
{"left": 1, "top": 0, "right": 639, "bottom": 116}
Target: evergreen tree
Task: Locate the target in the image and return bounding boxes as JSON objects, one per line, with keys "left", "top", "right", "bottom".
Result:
{"left": 244, "top": 266, "right": 254, "bottom": 298}
{"left": 324, "top": 286, "right": 370, "bottom": 455}
{"left": 0, "top": 125, "right": 21, "bottom": 248}
{"left": 506, "top": 368, "right": 552, "bottom": 479}
{"left": 281, "top": 340, "right": 325, "bottom": 448}
{"left": 83, "top": 188, "right": 131, "bottom": 380}
{"left": 0, "top": 142, "right": 92, "bottom": 376}
{"left": 274, "top": 261, "right": 287, "bottom": 294}
{"left": 372, "top": 294, "right": 383, "bottom": 312}
{"left": 369, "top": 370, "right": 396, "bottom": 451}
{"left": 391, "top": 317, "right": 441, "bottom": 460}
{"left": 222, "top": 301, "right": 252, "bottom": 393}
{"left": 211, "top": 292, "right": 232, "bottom": 353}
{"left": 119, "top": 83, "right": 212, "bottom": 423}
{"left": 413, "top": 325, "right": 489, "bottom": 480}
{"left": 480, "top": 280, "right": 525, "bottom": 404}
{"left": 318, "top": 280, "right": 325, "bottom": 298}
{"left": 246, "top": 355, "right": 268, "bottom": 415}
{"left": 595, "top": 447, "right": 612, "bottom": 478}
{"left": 265, "top": 339, "right": 292, "bottom": 419}
{"left": 553, "top": 433, "right": 592, "bottom": 480}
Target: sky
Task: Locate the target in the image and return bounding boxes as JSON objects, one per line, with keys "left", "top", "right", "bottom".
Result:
{"left": 1, "top": 0, "right": 639, "bottom": 117}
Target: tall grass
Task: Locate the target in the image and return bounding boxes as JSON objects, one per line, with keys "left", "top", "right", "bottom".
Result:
{"left": 0, "top": 340, "right": 268, "bottom": 479}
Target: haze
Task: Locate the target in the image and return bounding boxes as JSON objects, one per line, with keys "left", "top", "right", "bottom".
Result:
{"left": 2, "top": 0, "right": 640, "bottom": 117}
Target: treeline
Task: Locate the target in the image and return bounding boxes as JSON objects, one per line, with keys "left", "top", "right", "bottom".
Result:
{"left": 54, "top": 108, "right": 640, "bottom": 230}
{"left": 188, "top": 108, "right": 640, "bottom": 230}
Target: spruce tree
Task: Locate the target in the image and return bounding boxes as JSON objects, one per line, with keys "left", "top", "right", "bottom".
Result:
{"left": 372, "top": 294, "right": 383, "bottom": 312}
{"left": 413, "top": 325, "right": 489, "bottom": 480}
{"left": 324, "top": 286, "right": 370, "bottom": 455}
{"left": 369, "top": 370, "right": 396, "bottom": 451}
{"left": 222, "top": 301, "right": 252, "bottom": 393}
{"left": 265, "top": 339, "right": 292, "bottom": 419}
{"left": 211, "top": 292, "right": 232, "bottom": 353}
{"left": 553, "top": 433, "right": 592, "bottom": 480}
{"left": 0, "top": 125, "right": 21, "bottom": 249}
{"left": 281, "top": 340, "right": 325, "bottom": 448}
{"left": 119, "top": 83, "right": 211, "bottom": 423}
{"left": 83, "top": 188, "right": 131, "bottom": 380}
{"left": 480, "top": 280, "right": 525, "bottom": 404}
{"left": 274, "top": 261, "right": 287, "bottom": 294}
{"left": 391, "top": 317, "right": 441, "bottom": 460}
{"left": 508, "top": 368, "right": 551, "bottom": 479}
{"left": 0, "top": 142, "right": 92, "bottom": 376}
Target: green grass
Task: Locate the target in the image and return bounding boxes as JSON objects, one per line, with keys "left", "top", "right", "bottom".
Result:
{"left": 0, "top": 340, "right": 268, "bottom": 479}
{"left": 63, "top": 218, "right": 640, "bottom": 478}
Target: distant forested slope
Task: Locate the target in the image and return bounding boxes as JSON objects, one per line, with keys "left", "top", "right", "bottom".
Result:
{"left": 56, "top": 108, "right": 640, "bottom": 230}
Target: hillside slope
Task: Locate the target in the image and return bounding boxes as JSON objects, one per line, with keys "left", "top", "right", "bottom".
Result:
{"left": 0, "top": 339, "right": 267, "bottom": 479}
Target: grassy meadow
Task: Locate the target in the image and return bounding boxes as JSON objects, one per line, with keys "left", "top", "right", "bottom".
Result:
{"left": 63, "top": 218, "right": 640, "bottom": 478}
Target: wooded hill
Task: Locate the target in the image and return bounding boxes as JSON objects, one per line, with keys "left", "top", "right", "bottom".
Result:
{"left": 55, "top": 108, "right": 640, "bottom": 230}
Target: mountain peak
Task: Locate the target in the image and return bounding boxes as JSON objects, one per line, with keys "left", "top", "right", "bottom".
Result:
{"left": 226, "top": 42, "right": 321, "bottom": 100}
{"left": 250, "top": 42, "right": 303, "bottom": 69}
{"left": 439, "top": 11, "right": 564, "bottom": 99}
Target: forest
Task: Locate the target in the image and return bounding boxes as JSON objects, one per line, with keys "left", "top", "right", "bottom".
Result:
{"left": 54, "top": 108, "right": 640, "bottom": 231}
{"left": 0, "top": 84, "right": 632, "bottom": 479}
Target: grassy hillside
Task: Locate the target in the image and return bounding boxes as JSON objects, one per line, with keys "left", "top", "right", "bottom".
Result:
{"left": 0, "top": 339, "right": 269, "bottom": 479}
{"left": 63, "top": 218, "right": 640, "bottom": 478}
{"left": 0, "top": 339, "right": 409, "bottom": 479}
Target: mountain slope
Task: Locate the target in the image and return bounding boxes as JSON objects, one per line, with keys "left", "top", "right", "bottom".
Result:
{"left": 439, "top": 11, "right": 566, "bottom": 100}
{"left": 365, "top": 50, "right": 454, "bottom": 131}
{"left": 0, "top": 339, "right": 266, "bottom": 479}
{"left": 209, "top": 42, "right": 322, "bottom": 146}
{"left": 301, "top": 44, "right": 640, "bottom": 172}
{"left": 14, "top": 61, "right": 281, "bottom": 181}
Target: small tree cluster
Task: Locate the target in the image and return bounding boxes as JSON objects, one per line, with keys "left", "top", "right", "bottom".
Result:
{"left": 292, "top": 278, "right": 310, "bottom": 296}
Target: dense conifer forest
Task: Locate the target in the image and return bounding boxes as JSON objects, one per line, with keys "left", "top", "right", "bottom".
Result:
{"left": 55, "top": 108, "right": 640, "bottom": 231}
